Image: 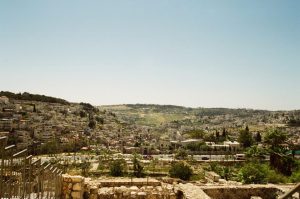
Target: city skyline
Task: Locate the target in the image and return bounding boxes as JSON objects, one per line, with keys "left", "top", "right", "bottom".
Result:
{"left": 0, "top": 1, "right": 299, "bottom": 110}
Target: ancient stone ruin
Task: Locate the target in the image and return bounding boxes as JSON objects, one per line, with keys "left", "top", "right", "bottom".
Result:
{"left": 61, "top": 174, "right": 292, "bottom": 199}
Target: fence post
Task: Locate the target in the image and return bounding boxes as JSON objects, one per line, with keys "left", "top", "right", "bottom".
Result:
{"left": 0, "top": 137, "right": 64, "bottom": 199}
{"left": 0, "top": 136, "right": 8, "bottom": 199}
{"left": 26, "top": 155, "right": 33, "bottom": 199}
{"left": 5, "top": 144, "right": 16, "bottom": 199}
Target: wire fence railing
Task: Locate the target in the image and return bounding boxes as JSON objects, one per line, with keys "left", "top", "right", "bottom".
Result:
{"left": 0, "top": 136, "right": 63, "bottom": 199}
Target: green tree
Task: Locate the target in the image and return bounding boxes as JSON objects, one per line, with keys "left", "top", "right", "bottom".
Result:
{"left": 132, "top": 154, "right": 144, "bottom": 177}
{"left": 80, "top": 161, "right": 91, "bottom": 177}
{"left": 175, "top": 148, "right": 188, "bottom": 160}
{"left": 220, "top": 166, "right": 232, "bottom": 181}
{"left": 80, "top": 110, "right": 87, "bottom": 118}
{"left": 245, "top": 145, "right": 266, "bottom": 161}
{"left": 264, "top": 128, "right": 294, "bottom": 176}
{"left": 187, "top": 129, "right": 205, "bottom": 139}
{"left": 169, "top": 161, "right": 193, "bottom": 181}
{"left": 110, "top": 159, "right": 126, "bottom": 177}
{"left": 255, "top": 132, "right": 262, "bottom": 143}
{"left": 88, "top": 120, "right": 96, "bottom": 129}
{"left": 238, "top": 126, "right": 254, "bottom": 148}
{"left": 238, "top": 163, "right": 268, "bottom": 184}
{"left": 222, "top": 128, "right": 227, "bottom": 137}
{"left": 186, "top": 142, "right": 205, "bottom": 151}
{"left": 264, "top": 128, "right": 287, "bottom": 149}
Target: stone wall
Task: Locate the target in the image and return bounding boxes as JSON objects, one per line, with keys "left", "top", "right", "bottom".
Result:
{"left": 62, "top": 175, "right": 176, "bottom": 199}
{"left": 62, "top": 175, "right": 85, "bottom": 199}
{"left": 62, "top": 175, "right": 286, "bottom": 199}
{"left": 89, "top": 185, "right": 176, "bottom": 199}
{"left": 201, "top": 185, "right": 280, "bottom": 199}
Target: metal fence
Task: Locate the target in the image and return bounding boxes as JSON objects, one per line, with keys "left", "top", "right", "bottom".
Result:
{"left": 0, "top": 136, "right": 63, "bottom": 199}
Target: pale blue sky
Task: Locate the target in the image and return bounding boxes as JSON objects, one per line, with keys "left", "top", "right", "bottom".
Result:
{"left": 0, "top": 0, "right": 299, "bottom": 110}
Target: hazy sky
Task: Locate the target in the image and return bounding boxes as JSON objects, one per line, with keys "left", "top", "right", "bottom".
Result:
{"left": 0, "top": 1, "right": 299, "bottom": 110}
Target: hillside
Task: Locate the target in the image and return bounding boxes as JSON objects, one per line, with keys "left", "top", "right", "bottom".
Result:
{"left": 1, "top": 91, "right": 300, "bottom": 154}
{"left": 99, "top": 104, "right": 296, "bottom": 129}
{"left": 0, "top": 91, "right": 69, "bottom": 105}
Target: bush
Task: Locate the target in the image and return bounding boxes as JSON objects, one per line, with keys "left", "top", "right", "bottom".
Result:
{"left": 133, "top": 155, "right": 144, "bottom": 178}
{"left": 110, "top": 159, "right": 126, "bottom": 177}
{"left": 169, "top": 161, "right": 193, "bottom": 181}
{"left": 290, "top": 170, "right": 300, "bottom": 183}
{"left": 266, "top": 169, "right": 288, "bottom": 183}
{"left": 175, "top": 149, "right": 188, "bottom": 160}
{"left": 238, "top": 163, "right": 268, "bottom": 184}
{"left": 80, "top": 161, "right": 91, "bottom": 177}
{"left": 88, "top": 120, "right": 96, "bottom": 129}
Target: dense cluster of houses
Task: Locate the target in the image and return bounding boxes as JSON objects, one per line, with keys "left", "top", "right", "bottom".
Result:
{"left": 4, "top": 95, "right": 300, "bottom": 156}
{"left": 0, "top": 95, "right": 243, "bottom": 155}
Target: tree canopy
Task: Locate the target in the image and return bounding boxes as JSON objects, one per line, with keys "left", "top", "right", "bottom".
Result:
{"left": 0, "top": 91, "right": 69, "bottom": 105}
{"left": 238, "top": 126, "right": 254, "bottom": 148}
{"left": 169, "top": 161, "right": 193, "bottom": 181}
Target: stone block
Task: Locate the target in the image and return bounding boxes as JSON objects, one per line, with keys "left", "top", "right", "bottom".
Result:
{"left": 123, "top": 190, "right": 130, "bottom": 197}
{"left": 156, "top": 186, "right": 162, "bottom": 192}
{"left": 73, "top": 183, "right": 82, "bottom": 191}
{"left": 64, "top": 177, "right": 73, "bottom": 183}
{"left": 90, "top": 186, "right": 98, "bottom": 194}
{"left": 169, "top": 193, "right": 176, "bottom": 199}
{"left": 72, "top": 176, "right": 84, "bottom": 183}
{"left": 130, "top": 186, "right": 139, "bottom": 191}
{"left": 90, "top": 193, "right": 97, "bottom": 199}
{"left": 71, "top": 191, "right": 82, "bottom": 199}
{"left": 138, "top": 192, "right": 147, "bottom": 196}
{"left": 131, "top": 191, "right": 137, "bottom": 197}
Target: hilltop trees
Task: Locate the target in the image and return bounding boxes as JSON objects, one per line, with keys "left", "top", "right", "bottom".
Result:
{"left": 0, "top": 91, "right": 69, "bottom": 104}
{"left": 88, "top": 120, "right": 96, "bottom": 129}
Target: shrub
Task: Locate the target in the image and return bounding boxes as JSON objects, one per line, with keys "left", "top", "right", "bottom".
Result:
{"left": 238, "top": 163, "right": 268, "bottom": 184}
{"left": 290, "top": 170, "right": 300, "bottom": 183}
{"left": 132, "top": 155, "right": 144, "bottom": 178}
{"left": 110, "top": 159, "right": 126, "bottom": 177}
{"left": 169, "top": 161, "right": 193, "bottom": 181}
{"left": 175, "top": 149, "right": 188, "bottom": 160}
{"left": 80, "top": 161, "right": 91, "bottom": 177}
{"left": 266, "top": 169, "right": 289, "bottom": 183}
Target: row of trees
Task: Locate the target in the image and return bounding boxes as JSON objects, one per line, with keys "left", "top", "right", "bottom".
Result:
{"left": 238, "top": 126, "right": 261, "bottom": 148}
{"left": 109, "top": 154, "right": 193, "bottom": 180}
{"left": 0, "top": 91, "right": 69, "bottom": 104}
{"left": 110, "top": 154, "right": 145, "bottom": 178}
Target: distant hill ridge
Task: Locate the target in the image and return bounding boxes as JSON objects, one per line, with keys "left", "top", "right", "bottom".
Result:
{"left": 0, "top": 91, "right": 69, "bottom": 105}
{"left": 104, "top": 103, "right": 273, "bottom": 114}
